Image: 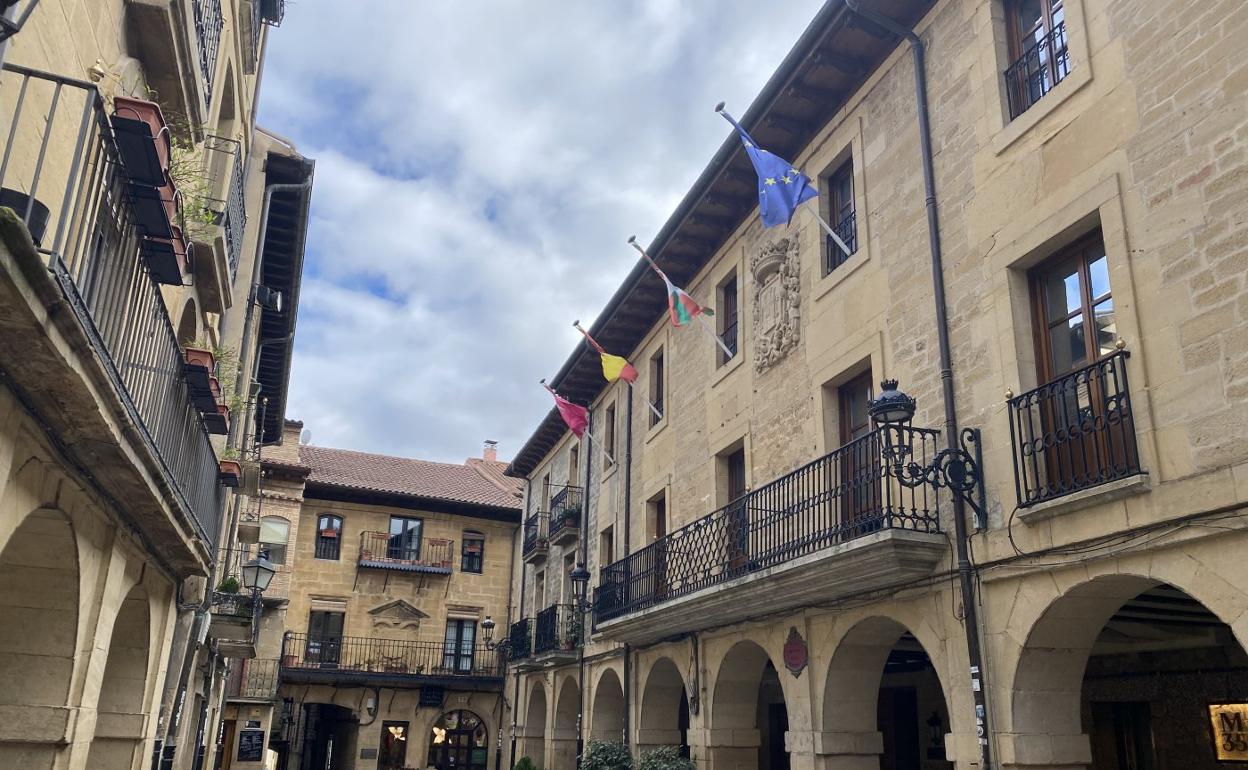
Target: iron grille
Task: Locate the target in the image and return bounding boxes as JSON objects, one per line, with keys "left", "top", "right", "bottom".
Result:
{"left": 1004, "top": 21, "right": 1070, "bottom": 120}
{"left": 594, "top": 424, "right": 942, "bottom": 624}
{"left": 357, "top": 532, "right": 454, "bottom": 571}
{"left": 508, "top": 618, "right": 533, "bottom": 660}
{"left": 547, "top": 484, "right": 583, "bottom": 536}
{"left": 0, "top": 64, "right": 224, "bottom": 546}
{"left": 823, "top": 210, "right": 858, "bottom": 275}
{"left": 221, "top": 145, "right": 245, "bottom": 277}
{"left": 534, "top": 604, "right": 581, "bottom": 655}
{"left": 720, "top": 316, "right": 738, "bottom": 361}
{"left": 192, "top": 0, "right": 224, "bottom": 107}
{"left": 1007, "top": 349, "right": 1141, "bottom": 507}
{"left": 226, "top": 658, "right": 280, "bottom": 700}
{"left": 281, "top": 632, "right": 501, "bottom": 678}
{"left": 522, "top": 512, "right": 548, "bottom": 557}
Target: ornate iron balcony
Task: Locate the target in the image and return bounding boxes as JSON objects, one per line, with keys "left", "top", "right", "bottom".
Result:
{"left": 594, "top": 424, "right": 942, "bottom": 625}
{"left": 192, "top": 0, "right": 224, "bottom": 106}
{"left": 1008, "top": 349, "right": 1142, "bottom": 507}
{"left": 823, "top": 210, "right": 858, "bottom": 275}
{"left": 508, "top": 618, "right": 533, "bottom": 660}
{"left": 1005, "top": 21, "right": 1070, "bottom": 120}
{"left": 357, "top": 532, "right": 454, "bottom": 573}
{"left": 281, "top": 632, "right": 501, "bottom": 682}
{"left": 534, "top": 604, "right": 581, "bottom": 655}
{"left": 522, "top": 512, "right": 549, "bottom": 561}
{"left": 547, "top": 484, "right": 583, "bottom": 543}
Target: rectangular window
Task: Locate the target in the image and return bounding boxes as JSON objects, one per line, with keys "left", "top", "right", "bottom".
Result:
{"left": 1031, "top": 233, "right": 1114, "bottom": 380}
{"left": 461, "top": 533, "right": 484, "bottom": 574}
{"left": 823, "top": 159, "right": 857, "bottom": 275}
{"left": 387, "top": 516, "right": 422, "bottom": 561}
{"left": 599, "top": 526, "right": 614, "bottom": 573}
{"left": 305, "top": 610, "right": 344, "bottom": 665}
{"left": 562, "top": 552, "right": 576, "bottom": 603}
{"left": 568, "top": 445, "right": 580, "bottom": 487}
{"left": 725, "top": 448, "right": 747, "bottom": 502}
{"left": 838, "top": 372, "right": 880, "bottom": 530}
{"left": 649, "top": 349, "right": 665, "bottom": 426}
{"left": 1004, "top": 0, "right": 1069, "bottom": 119}
{"left": 718, "top": 272, "right": 739, "bottom": 365}
{"left": 379, "top": 722, "right": 409, "bottom": 770}
{"left": 535, "top": 570, "right": 546, "bottom": 609}
{"left": 648, "top": 492, "right": 667, "bottom": 541}
{"left": 442, "top": 619, "right": 476, "bottom": 672}
{"left": 603, "top": 403, "right": 617, "bottom": 468}
{"left": 648, "top": 491, "right": 668, "bottom": 600}
{"left": 315, "top": 514, "right": 342, "bottom": 561}
{"left": 258, "top": 517, "right": 289, "bottom": 565}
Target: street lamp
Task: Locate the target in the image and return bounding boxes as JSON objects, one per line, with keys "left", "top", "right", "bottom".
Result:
{"left": 569, "top": 564, "right": 592, "bottom": 611}
{"left": 240, "top": 556, "right": 276, "bottom": 593}
{"left": 867, "top": 379, "right": 987, "bottom": 525}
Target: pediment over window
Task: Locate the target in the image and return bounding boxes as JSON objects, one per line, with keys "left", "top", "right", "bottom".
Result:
{"left": 369, "top": 599, "right": 429, "bottom": 630}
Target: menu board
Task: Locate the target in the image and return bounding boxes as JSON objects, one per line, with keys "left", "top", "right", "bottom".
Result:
{"left": 237, "top": 729, "right": 266, "bottom": 762}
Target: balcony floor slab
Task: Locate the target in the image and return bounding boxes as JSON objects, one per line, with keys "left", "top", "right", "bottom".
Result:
{"left": 594, "top": 528, "right": 946, "bottom": 645}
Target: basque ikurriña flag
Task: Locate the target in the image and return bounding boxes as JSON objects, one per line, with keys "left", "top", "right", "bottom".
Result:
{"left": 719, "top": 109, "right": 818, "bottom": 228}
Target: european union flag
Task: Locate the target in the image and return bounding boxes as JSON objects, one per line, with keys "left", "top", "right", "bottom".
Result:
{"left": 719, "top": 107, "right": 818, "bottom": 228}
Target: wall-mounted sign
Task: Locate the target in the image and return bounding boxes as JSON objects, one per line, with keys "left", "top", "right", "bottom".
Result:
{"left": 783, "top": 626, "right": 808, "bottom": 678}
{"left": 1209, "top": 703, "right": 1248, "bottom": 760}
{"left": 237, "top": 729, "right": 265, "bottom": 762}
{"left": 420, "top": 686, "right": 445, "bottom": 707}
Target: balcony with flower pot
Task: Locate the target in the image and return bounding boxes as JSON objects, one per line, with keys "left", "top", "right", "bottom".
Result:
{"left": 545, "top": 484, "right": 582, "bottom": 547}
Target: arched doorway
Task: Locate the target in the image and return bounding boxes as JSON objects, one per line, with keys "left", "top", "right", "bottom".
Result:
{"left": 551, "top": 676, "right": 580, "bottom": 770}
{"left": 639, "top": 657, "right": 689, "bottom": 757}
{"left": 590, "top": 668, "right": 625, "bottom": 742}
{"left": 86, "top": 583, "right": 151, "bottom": 769}
{"left": 0, "top": 508, "right": 78, "bottom": 767}
{"left": 823, "top": 617, "right": 951, "bottom": 769}
{"left": 710, "top": 641, "right": 790, "bottom": 770}
{"left": 1012, "top": 577, "right": 1248, "bottom": 769}
{"left": 428, "top": 710, "right": 488, "bottom": 770}
{"left": 520, "top": 682, "right": 547, "bottom": 768}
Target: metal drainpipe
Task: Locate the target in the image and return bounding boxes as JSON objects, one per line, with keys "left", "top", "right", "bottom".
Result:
{"left": 576, "top": 408, "right": 594, "bottom": 768}
{"left": 510, "top": 477, "right": 528, "bottom": 770}
{"left": 621, "top": 384, "right": 634, "bottom": 746}
{"left": 841, "top": 1, "right": 993, "bottom": 766}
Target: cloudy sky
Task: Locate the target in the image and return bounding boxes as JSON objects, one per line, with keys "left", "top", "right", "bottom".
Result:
{"left": 260, "top": 0, "right": 825, "bottom": 464}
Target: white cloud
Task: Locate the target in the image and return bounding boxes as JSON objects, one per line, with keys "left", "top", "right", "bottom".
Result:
{"left": 262, "top": 0, "right": 825, "bottom": 463}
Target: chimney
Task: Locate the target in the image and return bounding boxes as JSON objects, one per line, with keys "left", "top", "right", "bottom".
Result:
{"left": 483, "top": 440, "right": 498, "bottom": 463}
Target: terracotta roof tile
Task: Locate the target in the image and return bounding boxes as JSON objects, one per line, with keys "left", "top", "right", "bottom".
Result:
{"left": 299, "top": 445, "right": 523, "bottom": 510}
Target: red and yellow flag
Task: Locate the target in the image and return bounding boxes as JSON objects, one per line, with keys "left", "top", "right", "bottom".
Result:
{"left": 574, "top": 322, "right": 639, "bottom": 384}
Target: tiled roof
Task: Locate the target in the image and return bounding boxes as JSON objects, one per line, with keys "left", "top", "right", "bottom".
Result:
{"left": 299, "top": 445, "right": 523, "bottom": 510}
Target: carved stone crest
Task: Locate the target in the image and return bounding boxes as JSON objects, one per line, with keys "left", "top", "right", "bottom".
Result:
{"left": 751, "top": 235, "right": 801, "bottom": 373}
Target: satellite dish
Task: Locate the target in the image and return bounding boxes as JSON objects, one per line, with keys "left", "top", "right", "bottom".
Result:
{"left": 299, "top": 429, "right": 312, "bottom": 445}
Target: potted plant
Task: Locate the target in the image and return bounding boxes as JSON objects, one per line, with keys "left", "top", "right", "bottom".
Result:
{"left": 0, "top": 188, "right": 51, "bottom": 246}
{"left": 218, "top": 446, "right": 242, "bottom": 484}
{"left": 183, "top": 345, "right": 216, "bottom": 392}
{"left": 216, "top": 576, "right": 241, "bottom": 594}
{"left": 111, "top": 95, "right": 172, "bottom": 186}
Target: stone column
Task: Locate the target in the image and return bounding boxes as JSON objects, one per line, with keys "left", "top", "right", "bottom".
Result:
{"left": 689, "top": 727, "right": 760, "bottom": 770}
{"left": 807, "top": 730, "right": 882, "bottom": 770}
{"left": 548, "top": 727, "right": 578, "bottom": 770}
{"left": 996, "top": 732, "right": 1092, "bottom": 770}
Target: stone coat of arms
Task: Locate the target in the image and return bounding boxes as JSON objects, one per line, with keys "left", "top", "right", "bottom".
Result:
{"left": 751, "top": 235, "right": 801, "bottom": 373}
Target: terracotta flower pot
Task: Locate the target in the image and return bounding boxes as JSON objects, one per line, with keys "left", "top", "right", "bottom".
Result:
{"left": 218, "top": 459, "right": 242, "bottom": 487}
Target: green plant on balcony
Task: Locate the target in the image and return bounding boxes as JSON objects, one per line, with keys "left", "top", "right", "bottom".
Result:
{"left": 514, "top": 758, "right": 540, "bottom": 770}
{"left": 216, "top": 575, "right": 240, "bottom": 594}
{"left": 638, "top": 747, "right": 695, "bottom": 770}
{"left": 564, "top": 615, "right": 584, "bottom": 650}
{"left": 583, "top": 741, "right": 632, "bottom": 770}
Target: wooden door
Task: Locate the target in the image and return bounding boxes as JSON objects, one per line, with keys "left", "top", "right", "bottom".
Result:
{"left": 838, "top": 372, "right": 879, "bottom": 535}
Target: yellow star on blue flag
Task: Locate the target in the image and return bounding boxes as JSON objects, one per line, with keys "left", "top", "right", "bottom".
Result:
{"left": 718, "top": 108, "right": 818, "bottom": 228}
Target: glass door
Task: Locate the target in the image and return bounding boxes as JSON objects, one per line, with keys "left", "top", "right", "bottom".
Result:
{"left": 442, "top": 620, "right": 476, "bottom": 673}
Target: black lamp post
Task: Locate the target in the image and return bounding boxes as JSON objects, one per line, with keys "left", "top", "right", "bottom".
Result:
{"left": 240, "top": 556, "right": 276, "bottom": 593}
{"left": 867, "top": 379, "right": 987, "bottom": 526}
{"left": 569, "top": 564, "right": 592, "bottom": 610}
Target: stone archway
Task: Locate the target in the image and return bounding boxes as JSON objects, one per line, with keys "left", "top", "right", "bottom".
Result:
{"left": 0, "top": 508, "right": 79, "bottom": 768}
{"left": 85, "top": 583, "right": 152, "bottom": 769}
{"left": 521, "top": 681, "right": 547, "bottom": 768}
{"left": 709, "top": 640, "right": 791, "bottom": 770}
{"left": 821, "top": 616, "right": 952, "bottom": 770}
{"left": 1007, "top": 575, "right": 1248, "bottom": 770}
{"left": 639, "top": 657, "right": 689, "bottom": 756}
{"left": 590, "top": 668, "right": 625, "bottom": 743}
{"left": 551, "top": 675, "right": 580, "bottom": 770}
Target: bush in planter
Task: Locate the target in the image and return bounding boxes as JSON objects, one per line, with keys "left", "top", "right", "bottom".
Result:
{"left": 514, "top": 757, "right": 539, "bottom": 770}
{"left": 638, "top": 746, "right": 695, "bottom": 770}
{"left": 216, "top": 576, "right": 240, "bottom": 594}
{"left": 582, "top": 741, "right": 632, "bottom": 770}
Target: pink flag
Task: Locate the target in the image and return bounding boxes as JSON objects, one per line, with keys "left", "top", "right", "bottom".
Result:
{"left": 543, "top": 383, "right": 588, "bottom": 438}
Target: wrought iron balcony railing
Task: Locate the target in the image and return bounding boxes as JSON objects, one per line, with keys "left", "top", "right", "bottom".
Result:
{"left": 0, "top": 64, "right": 224, "bottom": 547}
{"left": 220, "top": 141, "right": 245, "bottom": 278}
{"left": 281, "top": 632, "right": 502, "bottom": 679}
{"left": 594, "top": 425, "right": 942, "bottom": 625}
{"left": 522, "top": 512, "right": 548, "bottom": 559}
{"left": 509, "top": 618, "right": 533, "bottom": 660}
{"left": 192, "top": 0, "right": 224, "bottom": 107}
{"left": 824, "top": 210, "right": 858, "bottom": 275}
{"left": 1008, "top": 349, "right": 1141, "bottom": 507}
{"left": 1005, "top": 21, "right": 1070, "bottom": 120}
{"left": 547, "top": 484, "right": 583, "bottom": 538}
{"left": 357, "top": 532, "right": 454, "bottom": 573}
{"left": 226, "top": 658, "right": 279, "bottom": 700}
{"left": 534, "top": 603, "right": 582, "bottom": 655}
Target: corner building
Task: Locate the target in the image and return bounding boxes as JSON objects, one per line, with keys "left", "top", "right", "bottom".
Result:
{"left": 505, "top": 1, "right": 1248, "bottom": 769}
{"left": 255, "top": 423, "right": 523, "bottom": 770}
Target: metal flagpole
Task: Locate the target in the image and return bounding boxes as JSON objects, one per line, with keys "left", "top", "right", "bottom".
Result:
{"left": 627, "top": 236, "right": 735, "bottom": 359}
{"left": 572, "top": 320, "right": 664, "bottom": 422}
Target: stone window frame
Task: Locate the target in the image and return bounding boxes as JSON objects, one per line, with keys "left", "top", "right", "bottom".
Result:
{"left": 648, "top": 345, "right": 666, "bottom": 429}
{"left": 709, "top": 245, "right": 748, "bottom": 389}
{"left": 811, "top": 117, "right": 874, "bottom": 304}
{"left": 258, "top": 515, "right": 290, "bottom": 565}
{"left": 811, "top": 336, "right": 886, "bottom": 458}
{"left": 461, "top": 530, "right": 485, "bottom": 574}
{"left": 314, "top": 513, "right": 342, "bottom": 561}
{"left": 983, "top": 0, "right": 1093, "bottom": 155}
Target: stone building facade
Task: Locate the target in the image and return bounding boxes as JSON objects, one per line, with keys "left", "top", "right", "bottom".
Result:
{"left": 0, "top": 2, "right": 312, "bottom": 769}
{"left": 506, "top": 1, "right": 1248, "bottom": 769}
{"left": 245, "top": 422, "right": 523, "bottom": 770}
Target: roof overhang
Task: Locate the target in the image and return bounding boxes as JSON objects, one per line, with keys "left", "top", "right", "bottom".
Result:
{"left": 506, "top": 0, "right": 931, "bottom": 478}
{"left": 256, "top": 151, "right": 315, "bottom": 444}
{"left": 303, "top": 481, "right": 523, "bottom": 524}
